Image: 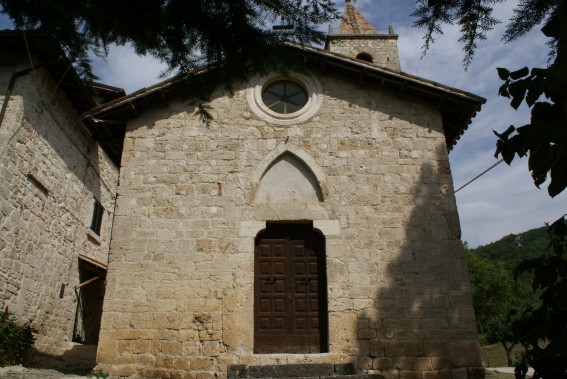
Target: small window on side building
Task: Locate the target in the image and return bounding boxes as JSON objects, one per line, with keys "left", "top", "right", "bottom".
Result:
{"left": 90, "top": 198, "right": 104, "bottom": 236}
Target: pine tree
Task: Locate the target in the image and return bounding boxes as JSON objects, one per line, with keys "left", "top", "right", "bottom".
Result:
{"left": 0, "top": 0, "right": 338, "bottom": 118}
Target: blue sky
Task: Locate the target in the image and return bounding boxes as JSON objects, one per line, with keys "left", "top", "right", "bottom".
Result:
{"left": 2, "top": 1, "right": 564, "bottom": 246}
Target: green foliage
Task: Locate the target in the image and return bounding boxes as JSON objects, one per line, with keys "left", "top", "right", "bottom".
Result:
{"left": 494, "top": 2, "right": 567, "bottom": 198}
{"left": 466, "top": 249, "right": 513, "bottom": 336}
{"left": 467, "top": 223, "right": 567, "bottom": 368}
{"left": 471, "top": 229, "right": 543, "bottom": 312}
{"left": 491, "top": 8, "right": 567, "bottom": 374}
{"left": 0, "top": 0, "right": 337, "bottom": 78}
{"left": 465, "top": 245, "right": 524, "bottom": 366}
{"left": 413, "top": 0, "right": 561, "bottom": 67}
{"left": 473, "top": 227, "right": 549, "bottom": 269}
{"left": 511, "top": 216, "right": 567, "bottom": 379}
{"left": 0, "top": 0, "right": 339, "bottom": 121}
{"left": 0, "top": 309, "right": 35, "bottom": 367}
{"left": 87, "top": 369, "right": 109, "bottom": 379}
{"left": 493, "top": 317, "right": 524, "bottom": 367}
{"left": 472, "top": 218, "right": 567, "bottom": 377}
{"left": 412, "top": 0, "right": 502, "bottom": 67}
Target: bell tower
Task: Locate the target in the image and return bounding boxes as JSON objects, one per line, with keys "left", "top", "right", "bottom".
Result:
{"left": 325, "top": 0, "right": 400, "bottom": 71}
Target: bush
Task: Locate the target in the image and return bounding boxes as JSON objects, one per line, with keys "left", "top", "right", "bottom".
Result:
{"left": 0, "top": 308, "right": 35, "bottom": 366}
{"left": 87, "top": 369, "right": 109, "bottom": 378}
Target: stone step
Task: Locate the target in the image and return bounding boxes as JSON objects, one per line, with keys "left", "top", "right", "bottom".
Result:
{"left": 227, "top": 363, "right": 384, "bottom": 379}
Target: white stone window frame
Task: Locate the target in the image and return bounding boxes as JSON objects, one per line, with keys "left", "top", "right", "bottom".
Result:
{"left": 247, "top": 72, "right": 323, "bottom": 125}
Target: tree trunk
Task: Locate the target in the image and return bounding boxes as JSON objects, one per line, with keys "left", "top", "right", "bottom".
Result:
{"left": 502, "top": 341, "right": 514, "bottom": 367}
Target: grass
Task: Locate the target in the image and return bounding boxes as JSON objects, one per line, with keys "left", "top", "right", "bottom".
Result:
{"left": 480, "top": 343, "right": 525, "bottom": 367}
{"left": 485, "top": 370, "right": 515, "bottom": 379}
{"left": 481, "top": 343, "right": 510, "bottom": 367}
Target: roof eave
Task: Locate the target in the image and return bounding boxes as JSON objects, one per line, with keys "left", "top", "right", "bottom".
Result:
{"left": 1, "top": 30, "right": 125, "bottom": 165}
{"left": 84, "top": 43, "right": 485, "bottom": 152}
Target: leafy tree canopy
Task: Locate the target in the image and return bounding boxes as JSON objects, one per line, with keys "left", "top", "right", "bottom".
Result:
{"left": 466, "top": 244, "right": 530, "bottom": 367}
{"left": 468, "top": 220, "right": 567, "bottom": 374}
{"left": 0, "top": 0, "right": 338, "bottom": 116}
{"left": 472, "top": 227, "right": 549, "bottom": 271}
{"left": 465, "top": 248, "right": 513, "bottom": 336}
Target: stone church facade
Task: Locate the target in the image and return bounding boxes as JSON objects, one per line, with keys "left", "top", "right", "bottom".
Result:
{"left": 1, "top": 2, "right": 486, "bottom": 379}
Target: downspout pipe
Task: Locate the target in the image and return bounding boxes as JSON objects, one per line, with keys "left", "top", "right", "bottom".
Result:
{"left": 0, "top": 65, "right": 46, "bottom": 130}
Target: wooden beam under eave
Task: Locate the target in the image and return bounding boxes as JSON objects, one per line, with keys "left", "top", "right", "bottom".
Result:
{"left": 129, "top": 101, "right": 139, "bottom": 117}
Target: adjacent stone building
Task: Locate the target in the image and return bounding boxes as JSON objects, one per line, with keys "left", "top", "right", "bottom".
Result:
{"left": 0, "top": 31, "right": 123, "bottom": 361}
{"left": 1, "top": 2, "right": 487, "bottom": 378}
{"left": 80, "top": 3, "right": 485, "bottom": 379}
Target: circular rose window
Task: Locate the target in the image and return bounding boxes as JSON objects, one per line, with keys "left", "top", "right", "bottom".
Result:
{"left": 261, "top": 80, "right": 308, "bottom": 114}
{"left": 247, "top": 72, "right": 323, "bottom": 125}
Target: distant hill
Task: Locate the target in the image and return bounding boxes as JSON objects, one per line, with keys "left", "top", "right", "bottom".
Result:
{"left": 469, "top": 226, "right": 552, "bottom": 311}
{"left": 470, "top": 226, "right": 549, "bottom": 272}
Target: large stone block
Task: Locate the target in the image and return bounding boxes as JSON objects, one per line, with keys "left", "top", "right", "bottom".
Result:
{"left": 450, "top": 341, "right": 482, "bottom": 367}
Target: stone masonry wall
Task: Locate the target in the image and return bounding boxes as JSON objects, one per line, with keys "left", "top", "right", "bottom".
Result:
{"left": 0, "top": 58, "right": 119, "bottom": 356}
{"left": 328, "top": 37, "right": 401, "bottom": 71}
{"left": 97, "top": 68, "right": 481, "bottom": 379}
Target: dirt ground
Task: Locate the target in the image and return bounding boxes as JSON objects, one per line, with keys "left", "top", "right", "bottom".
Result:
{"left": 0, "top": 365, "right": 90, "bottom": 379}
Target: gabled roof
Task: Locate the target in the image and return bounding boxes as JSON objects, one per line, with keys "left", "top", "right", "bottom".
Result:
{"left": 83, "top": 43, "right": 485, "bottom": 157}
{"left": 0, "top": 30, "right": 125, "bottom": 165}
{"left": 338, "top": 0, "right": 379, "bottom": 35}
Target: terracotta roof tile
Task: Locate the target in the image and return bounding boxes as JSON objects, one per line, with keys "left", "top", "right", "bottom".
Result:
{"left": 337, "top": 0, "right": 378, "bottom": 35}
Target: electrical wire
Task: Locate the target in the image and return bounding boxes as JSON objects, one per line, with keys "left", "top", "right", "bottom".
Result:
{"left": 22, "top": 29, "right": 35, "bottom": 73}
{"left": 455, "top": 159, "right": 504, "bottom": 193}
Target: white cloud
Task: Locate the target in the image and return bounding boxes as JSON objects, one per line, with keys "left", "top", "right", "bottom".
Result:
{"left": 91, "top": 44, "right": 169, "bottom": 94}
{"left": 456, "top": 157, "right": 566, "bottom": 246}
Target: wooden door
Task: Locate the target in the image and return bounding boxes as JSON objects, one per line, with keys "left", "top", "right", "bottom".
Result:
{"left": 254, "top": 224, "right": 328, "bottom": 353}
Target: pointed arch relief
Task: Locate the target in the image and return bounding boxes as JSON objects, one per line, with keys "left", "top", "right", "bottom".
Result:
{"left": 252, "top": 145, "right": 327, "bottom": 204}
{"left": 256, "top": 154, "right": 323, "bottom": 203}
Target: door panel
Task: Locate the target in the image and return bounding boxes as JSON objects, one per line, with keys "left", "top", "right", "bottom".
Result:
{"left": 254, "top": 224, "right": 328, "bottom": 354}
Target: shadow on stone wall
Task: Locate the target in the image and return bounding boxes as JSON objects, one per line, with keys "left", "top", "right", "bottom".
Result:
{"left": 28, "top": 344, "right": 97, "bottom": 374}
{"left": 354, "top": 161, "right": 483, "bottom": 379}
{"left": 21, "top": 76, "right": 105, "bottom": 201}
